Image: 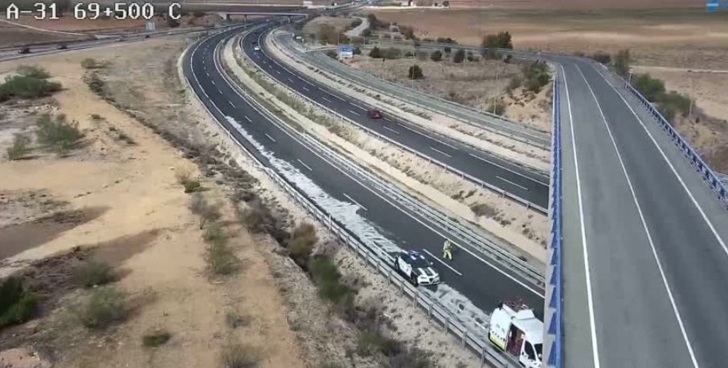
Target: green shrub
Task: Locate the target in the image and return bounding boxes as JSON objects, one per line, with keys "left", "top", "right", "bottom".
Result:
{"left": 481, "top": 31, "right": 513, "bottom": 49}
{"left": 369, "top": 46, "right": 382, "bottom": 58}
{"left": 73, "top": 261, "right": 115, "bottom": 288}
{"left": 507, "top": 75, "right": 522, "bottom": 91}
{"left": 613, "top": 49, "right": 631, "bottom": 77}
{"left": 429, "top": 50, "right": 442, "bottom": 62}
{"left": 0, "top": 75, "right": 61, "bottom": 99}
{"left": 35, "top": 113, "right": 83, "bottom": 153}
{"left": 309, "top": 257, "right": 354, "bottom": 306}
{"left": 452, "top": 48, "right": 465, "bottom": 63}
{"left": 325, "top": 50, "right": 337, "bottom": 59}
{"left": 220, "top": 342, "right": 259, "bottom": 368}
{"left": 591, "top": 51, "right": 611, "bottom": 64}
{"left": 78, "top": 286, "right": 127, "bottom": 329}
{"left": 86, "top": 72, "right": 105, "bottom": 94}
{"left": 142, "top": 329, "right": 171, "bottom": 347}
{"left": 205, "top": 225, "right": 240, "bottom": 276}
{"left": 407, "top": 65, "right": 423, "bottom": 80}
{"left": 17, "top": 65, "right": 50, "bottom": 79}
{"left": 6, "top": 134, "right": 31, "bottom": 160}
{"left": 488, "top": 99, "right": 507, "bottom": 116}
{"left": 288, "top": 223, "right": 317, "bottom": 268}
{"left": 188, "top": 193, "right": 220, "bottom": 229}
{"left": 382, "top": 47, "right": 401, "bottom": 59}
{"left": 659, "top": 91, "right": 692, "bottom": 119}
{"left": 522, "top": 62, "right": 550, "bottom": 93}
{"left": 357, "top": 330, "right": 401, "bottom": 357}
{"left": 0, "top": 277, "right": 38, "bottom": 328}
{"left": 632, "top": 73, "right": 665, "bottom": 102}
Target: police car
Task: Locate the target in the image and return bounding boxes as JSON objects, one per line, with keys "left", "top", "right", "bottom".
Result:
{"left": 395, "top": 250, "right": 440, "bottom": 286}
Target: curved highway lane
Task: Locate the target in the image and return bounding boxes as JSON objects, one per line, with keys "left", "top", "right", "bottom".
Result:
{"left": 183, "top": 26, "right": 545, "bottom": 320}
{"left": 244, "top": 27, "right": 550, "bottom": 211}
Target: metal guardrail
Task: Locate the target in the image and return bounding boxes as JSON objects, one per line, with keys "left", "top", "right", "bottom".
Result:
{"left": 620, "top": 78, "right": 728, "bottom": 209}
{"left": 182, "top": 28, "right": 522, "bottom": 368}
{"left": 260, "top": 33, "right": 548, "bottom": 215}
{"left": 544, "top": 70, "right": 564, "bottom": 367}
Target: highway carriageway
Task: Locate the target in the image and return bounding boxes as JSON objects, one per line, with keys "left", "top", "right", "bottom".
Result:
{"left": 555, "top": 54, "right": 728, "bottom": 367}
{"left": 244, "top": 26, "right": 550, "bottom": 212}
{"left": 183, "top": 25, "right": 545, "bottom": 324}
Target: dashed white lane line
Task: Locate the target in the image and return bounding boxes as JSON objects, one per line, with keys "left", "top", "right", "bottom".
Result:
{"left": 352, "top": 102, "right": 367, "bottom": 111}
{"left": 227, "top": 100, "right": 235, "bottom": 108}
{"left": 430, "top": 146, "right": 452, "bottom": 158}
{"left": 321, "top": 96, "right": 333, "bottom": 103}
{"left": 382, "top": 126, "right": 400, "bottom": 135}
{"left": 421, "top": 249, "right": 463, "bottom": 276}
{"left": 275, "top": 69, "right": 281, "bottom": 74}
{"left": 264, "top": 133, "right": 276, "bottom": 143}
{"left": 396, "top": 123, "right": 459, "bottom": 151}
{"left": 296, "top": 159, "right": 313, "bottom": 171}
{"left": 331, "top": 93, "right": 346, "bottom": 102}
{"left": 287, "top": 77, "right": 294, "bottom": 83}
{"left": 342, "top": 192, "right": 368, "bottom": 212}
{"left": 469, "top": 153, "right": 549, "bottom": 186}
{"left": 211, "top": 79, "right": 216, "bottom": 86}
{"left": 496, "top": 176, "right": 529, "bottom": 191}
{"left": 302, "top": 86, "right": 310, "bottom": 92}
{"left": 244, "top": 115, "right": 252, "bottom": 123}
{"left": 348, "top": 109, "right": 361, "bottom": 116}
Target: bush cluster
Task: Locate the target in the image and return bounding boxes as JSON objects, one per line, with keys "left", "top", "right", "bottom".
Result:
{"left": 0, "top": 69, "right": 61, "bottom": 101}
{"left": 632, "top": 73, "right": 692, "bottom": 120}
{"left": 522, "top": 62, "right": 550, "bottom": 93}
{"left": 0, "top": 277, "right": 38, "bottom": 328}
{"left": 35, "top": 113, "right": 83, "bottom": 153}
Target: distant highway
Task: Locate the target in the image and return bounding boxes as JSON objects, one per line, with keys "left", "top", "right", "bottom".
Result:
{"left": 183, "top": 24, "right": 545, "bottom": 325}
{"left": 246, "top": 26, "right": 550, "bottom": 211}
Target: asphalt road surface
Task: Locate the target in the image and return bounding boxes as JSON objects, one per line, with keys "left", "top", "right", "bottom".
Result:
{"left": 244, "top": 27, "right": 550, "bottom": 210}
{"left": 557, "top": 56, "right": 728, "bottom": 368}
{"left": 184, "top": 26, "right": 545, "bottom": 321}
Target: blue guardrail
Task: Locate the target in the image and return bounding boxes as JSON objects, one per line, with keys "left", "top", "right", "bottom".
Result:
{"left": 545, "top": 73, "right": 564, "bottom": 367}
{"left": 624, "top": 82, "right": 728, "bottom": 209}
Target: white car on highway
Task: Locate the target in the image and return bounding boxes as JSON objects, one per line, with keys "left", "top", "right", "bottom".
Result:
{"left": 396, "top": 250, "right": 440, "bottom": 286}
{"left": 253, "top": 45, "right": 261, "bottom": 51}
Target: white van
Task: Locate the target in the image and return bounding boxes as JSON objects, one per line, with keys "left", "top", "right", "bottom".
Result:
{"left": 488, "top": 302, "right": 543, "bottom": 367}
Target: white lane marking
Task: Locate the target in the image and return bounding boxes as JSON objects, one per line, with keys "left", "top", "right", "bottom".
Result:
{"left": 352, "top": 102, "right": 367, "bottom": 111}
{"left": 321, "top": 96, "right": 333, "bottom": 103}
{"left": 342, "top": 192, "right": 368, "bottom": 211}
{"left": 205, "top": 71, "right": 210, "bottom": 77}
{"left": 330, "top": 93, "right": 346, "bottom": 102}
{"left": 604, "top": 67, "right": 728, "bottom": 258}
{"left": 468, "top": 153, "right": 548, "bottom": 186}
{"left": 296, "top": 158, "right": 313, "bottom": 171}
{"left": 430, "top": 146, "right": 452, "bottom": 158}
{"left": 302, "top": 86, "right": 310, "bottom": 92}
{"left": 561, "top": 64, "right": 602, "bottom": 368}
{"left": 348, "top": 109, "right": 361, "bottom": 116}
{"left": 396, "top": 123, "right": 459, "bottom": 151}
{"left": 228, "top": 100, "right": 235, "bottom": 108}
{"left": 211, "top": 79, "right": 216, "bottom": 86}
{"left": 496, "top": 176, "right": 529, "bottom": 191}
{"left": 577, "top": 65, "right": 699, "bottom": 368}
{"left": 287, "top": 77, "right": 294, "bottom": 83}
{"left": 264, "top": 133, "right": 276, "bottom": 143}
{"left": 244, "top": 115, "right": 252, "bottom": 123}
{"left": 275, "top": 69, "right": 281, "bottom": 74}
{"left": 302, "top": 79, "right": 315, "bottom": 87}
{"left": 382, "top": 126, "right": 400, "bottom": 135}
{"left": 422, "top": 249, "right": 463, "bottom": 276}
{"left": 384, "top": 117, "right": 393, "bottom": 123}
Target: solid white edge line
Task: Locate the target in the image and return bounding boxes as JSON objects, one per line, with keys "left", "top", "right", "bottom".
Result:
{"left": 421, "top": 248, "right": 463, "bottom": 276}
{"left": 602, "top": 67, "right": 728, "bottom": 257}
{"left": 561, "top": 64, "right": 601, "bottom": 368}
{"left": 496, "top": 176, "right": 529, "bottom": 191}
{"left": 264, "top": 133, "right": 276, "bottom": 142}
{"left": 577, "top": 65, "right": 699, "bottom": 368}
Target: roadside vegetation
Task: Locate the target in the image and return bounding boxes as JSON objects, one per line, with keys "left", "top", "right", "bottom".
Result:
{"left": 78, "top": 286, "right": 128, "bottom": 329}
{"left": 35, "top": 113, "right": 84, "bottom": 154}
{"left": 0, "top": 277, "right": 39, "bottom": 328}
{"left": 0, "top": 65, "right": 61, "bottom": 102}
{"left": 632, "top": 73, "right": 692, "bottom": 121}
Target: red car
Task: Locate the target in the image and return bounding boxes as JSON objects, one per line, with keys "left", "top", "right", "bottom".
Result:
{"left": 367, "top": 109, "right": 383, "bottom": 119}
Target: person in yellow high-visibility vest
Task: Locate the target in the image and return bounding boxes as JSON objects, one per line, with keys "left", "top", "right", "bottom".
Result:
{"left": 442, "top": 239, "right": 453, "bottom": 260}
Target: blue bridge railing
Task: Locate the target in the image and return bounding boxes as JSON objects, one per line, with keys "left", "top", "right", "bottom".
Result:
{"left": 545, "top": 71, "right": 564, "bottom": 367}
{"left": 624, "top": 80, "right": 728, "bottom": 209}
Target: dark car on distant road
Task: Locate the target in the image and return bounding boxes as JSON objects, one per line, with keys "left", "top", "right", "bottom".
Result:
{"left": 367, "top": 109, "right": 383, "bottom": 119}
{"left": 57, "top": 43, "right": 67, "bottom": 50}
{"left": 18, "top": 47, "right": 30, "bottom": 54}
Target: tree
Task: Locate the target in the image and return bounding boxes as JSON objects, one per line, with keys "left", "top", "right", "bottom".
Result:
{"left": 430, "top": 50, "right": 442, "bottom": 62}
{"left": 632, "top": 73, "right": 665, "bottom": 102}
{"left": 369, "top": 46, "right": 382, "bottom": 58}
{"left": 408, "top": 65, "right": 423, "bottom": 80}
{"left": 481, "top": 31, "right": 513, "bottom": 50}
{"left": 452, "top": 48, "right": 465, "bottom": 63}
{"left": 613, "top": 49, "right": 631, "bottom": 77}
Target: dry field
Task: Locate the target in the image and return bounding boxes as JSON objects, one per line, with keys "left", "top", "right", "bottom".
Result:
{"left": 302, "top": 15, "right": 357, "bottom": 37}
{"left": 347, "top": 54, "right": 552, "bottom": 131}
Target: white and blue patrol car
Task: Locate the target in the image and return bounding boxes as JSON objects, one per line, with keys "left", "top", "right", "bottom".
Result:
{"left": 396, "top": 250, "right": 440, "bottom": 286}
